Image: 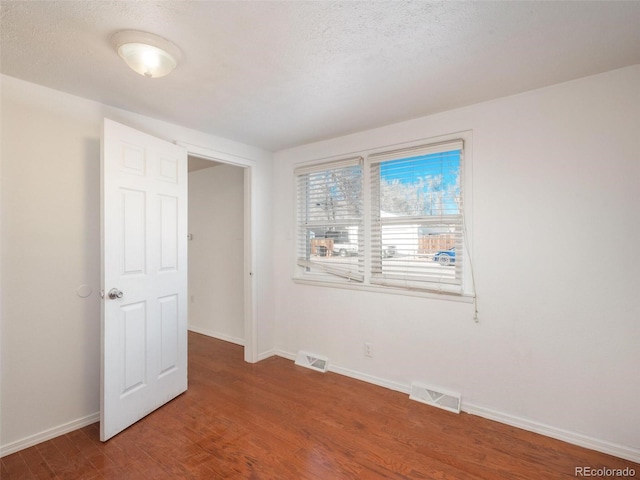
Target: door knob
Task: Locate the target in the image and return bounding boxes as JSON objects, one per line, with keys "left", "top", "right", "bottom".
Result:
{"left": 108, "top": 288, "right": 124, "bottom": 300}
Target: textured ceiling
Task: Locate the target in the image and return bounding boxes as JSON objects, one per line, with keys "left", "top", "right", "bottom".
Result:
{"left": 1, "top": 1, "right": 639, "bottom": 151}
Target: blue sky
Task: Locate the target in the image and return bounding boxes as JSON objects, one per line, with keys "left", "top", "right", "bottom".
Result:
{"left": 379, "top": 149, "right": 461, "bottom": 215}
{"left": 379, "top": 150, "right": 460, "bottom": 187}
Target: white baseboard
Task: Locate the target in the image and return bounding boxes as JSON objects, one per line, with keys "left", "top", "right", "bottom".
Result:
{"left": 275, "top": 349, "right": 640, "bottom": 464}
{"left": 273, "top": 349, "right": 296, "bottom": 361}
{"left": 0, "top": 412, "right": 99, "bottom": 458}
{"left": 256, "top": 349, "right": 278, "bottom": 362}
{"left": 329, "top": 364, "right": 411, "bottom": 396}
{"left": 188, "top": 325, "right": 244, "bottom": 346}
{"left": 463, "top": 403, "right": 640, "bottom": 464}
{"left": 275, "top": 349, "right": 410, "bottom": 394}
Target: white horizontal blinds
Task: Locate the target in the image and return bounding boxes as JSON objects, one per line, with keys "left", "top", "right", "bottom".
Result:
{"left": 370, "top": 140, "right": 464, "bottom": 293}
{"left": 296, "top": 157, "right": 364, "bottom": 282}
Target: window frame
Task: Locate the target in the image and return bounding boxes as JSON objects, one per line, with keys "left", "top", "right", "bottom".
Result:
{"left": 293, "top": 131, "right": 474, "bottom": 300}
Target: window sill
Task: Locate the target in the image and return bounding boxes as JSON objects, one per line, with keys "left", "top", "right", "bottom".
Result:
{"left": 292, "top": 276, "right": 475, "bottom": 304}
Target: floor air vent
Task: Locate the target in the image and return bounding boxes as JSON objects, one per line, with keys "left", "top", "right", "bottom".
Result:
{"left": 294, "top": 351, "right": 329, "bottom": 373}
{"left": 409, "top": 382, "right": 461, "bottom": 414}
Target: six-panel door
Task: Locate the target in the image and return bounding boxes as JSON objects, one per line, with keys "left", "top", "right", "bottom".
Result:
{"left": 101, "top": 119, "right": 188, "bottom": 441}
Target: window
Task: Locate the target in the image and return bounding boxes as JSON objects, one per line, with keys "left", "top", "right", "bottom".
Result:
{"left": 370, "top": 140, "right": 464, "bottom": 293}
{"left": 295, "top": 157, "right": 364, "bottom": 281}
{"left": 295, "top": 136, "right": 470, "bottom": 296}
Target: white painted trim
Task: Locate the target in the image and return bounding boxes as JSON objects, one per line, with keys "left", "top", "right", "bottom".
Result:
{"left": 243, "top": 166, "right": 258, "bottom": 364}
{"left": 329, "top": 364, "right": 410, "bottom": 395}
{"left": 256, "top": 349, "right": 278, "bottom": 362}
{"left": 273, "top": 350, "right": 296, "bottom": 361}
{"left": 188, "top": 326, "right": 244, "bottom": 346}
{"left": 273, "top": 350, "right": 640, "bottom": 463}
{"left": 178, "top": 142, "right": 257, "bottom": 168}
{"left": 275, "top": 349, "right": 411, "bottom": 394}
{"left": 293, "top": 277, "right": 475, "bottom": 304}
{"left": 0, "top": 412, "right": 99, "bottom": 458}
{"left": 463, "top": 403, "right": 640, "bottom": 464}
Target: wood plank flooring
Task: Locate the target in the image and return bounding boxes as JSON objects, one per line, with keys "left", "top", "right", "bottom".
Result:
{"left": 2, "top": 332, "right": 638, "bottom": 479}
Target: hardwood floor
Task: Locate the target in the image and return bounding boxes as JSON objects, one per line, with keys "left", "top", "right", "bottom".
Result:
{"left": 2, "top": 332, "right": 638, "bottom": 479}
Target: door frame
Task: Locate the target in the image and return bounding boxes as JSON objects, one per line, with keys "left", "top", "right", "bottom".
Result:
{"left": 180, "top": 142, "right": 258, "bottom": 363}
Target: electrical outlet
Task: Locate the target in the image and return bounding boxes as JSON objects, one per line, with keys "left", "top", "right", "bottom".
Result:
{"left": 364, "top": 342, "right": 373, "bottom": 358}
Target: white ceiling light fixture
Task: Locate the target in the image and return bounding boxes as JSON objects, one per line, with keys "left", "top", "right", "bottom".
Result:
{"left": 111, "top": 30, "right": 182, "bottom": 78}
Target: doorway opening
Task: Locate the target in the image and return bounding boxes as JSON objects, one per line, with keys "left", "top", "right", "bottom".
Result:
{"left": 186, "top": 153, "right": 255, "bottom": 361}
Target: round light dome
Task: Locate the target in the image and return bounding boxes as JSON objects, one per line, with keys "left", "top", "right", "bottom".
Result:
{"left": 111, "top": 31, "right": 182, "bottom": 79}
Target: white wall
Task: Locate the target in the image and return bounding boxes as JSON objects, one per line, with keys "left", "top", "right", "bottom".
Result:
{"left": 188, "top": 164, "right": 244, "bottom": 344}
{"left": 272, "top": 66, "right": 640, "bottom": 460}
{"left": 0, "top": 75, "right": 274, "bottom": 453}
{"left": 1, "top": 66, "right": 638, "bottom": 460}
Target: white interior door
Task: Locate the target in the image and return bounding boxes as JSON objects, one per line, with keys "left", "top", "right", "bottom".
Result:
{"left": 101, "top": 119, "right": 188, "bottom": 441}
